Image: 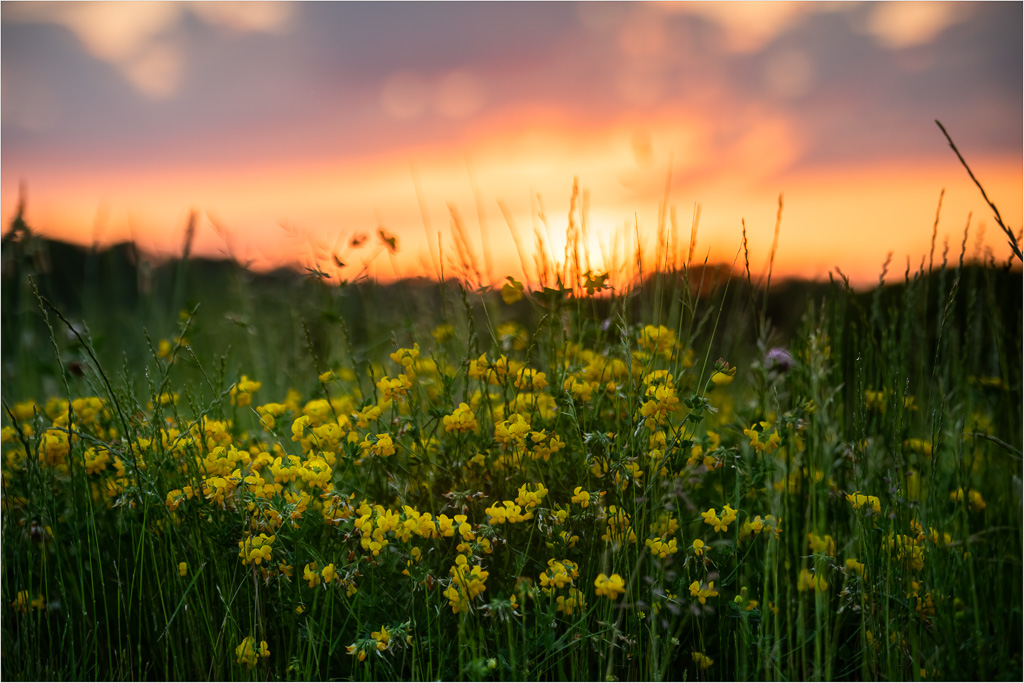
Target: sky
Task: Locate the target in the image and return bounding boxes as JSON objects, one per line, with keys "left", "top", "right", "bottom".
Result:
{"left": 2, "top": 1, "right": 1021, "bottom": 289}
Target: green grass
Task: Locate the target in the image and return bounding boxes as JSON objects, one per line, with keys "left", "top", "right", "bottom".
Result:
{"left": 1, "top": 200, "right": 1021, "bottom": 681}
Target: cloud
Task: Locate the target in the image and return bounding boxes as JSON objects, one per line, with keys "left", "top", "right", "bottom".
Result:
{"left": 659, "top": 1, "right": 818, "bottom": 54}
{"left": 434, "top": 70, "right": 486, "bottom": 119}
{"left": 866, "top": 2, "right": 962, "bottom": 49}
{"left": 3, "top": 1, "right": 293, "bottom": 99}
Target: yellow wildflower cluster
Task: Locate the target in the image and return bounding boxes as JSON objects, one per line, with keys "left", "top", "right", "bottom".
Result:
{"left": 376, "top": 374, "right": 413, "bottom": 402}
{"left": 557, "top": 587, "right": 587, "bottom": 615}
{"left": 885, "top": 532, "right": 926, "bottom": 572}
{"left": 230, "top": 375, "right": 262, "bottom": 407}
{"left": 444, "top": 554, "right": 489, "bottom": 614}
{"left": 807, "top": 532, "right": 836, "bottom": 556}
{"left": 443, "top": 403, "right": 478, "bottom": 433}
{"left": 484, "top": 500, "right": 531, "bottom": 525}
{"left": 689, "top": 580, "right": 719, "bottom": 604}
{"left": 390, "top": 344, "right": 420, "bottom": 370}
{"left": 594, "top": 573, "right": 626, "bottom": 599}
{"left": 238, "top": 533, "right": 275, "bottom": 566}
{"left": 11, "top": 590, "right": 45, "bottom": 613}
{"left": 638, "top": 324, "right": 677, "bottom": 358}
{"left": 846, "top": 491, "right": 882, "bottom": 515}
{"left": 645, "top": 536, "right": 678, "bottom": 559}
{"left": 540, "top": 558, "right": 579, "bottom": 590}
{"left": 570, "top": 486, "right": 591, "bottom": 507}
{"left": 601, "top": 506, "right": 637, "bottom": 544}
{"left": 235, "top": 636, "right": 270, "bottom": 669}
{"left": 739, "top": 514, "right": 781, "bottom": 542}
{"left": 743, "top": 421, "right": 782, "bottom": 453}
{"left": 692, "top": 652, "right": 714, "bottom": 669}
{"left": 950, "top": 487, "right": 986, "bottom": 511}
{"left": 797, "top": 569, "right": 828, "bottom": 593}
{"left": 639, "top": 383, "right": 680, "bottom": 430}
{"left": 701, "top": 505, "right": 738, "bottom": 534}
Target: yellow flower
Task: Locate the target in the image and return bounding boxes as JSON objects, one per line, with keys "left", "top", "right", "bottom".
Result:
{"left": 710, "top": 364, "right": 736, "bottom": 386}
{"left": 390, "top": 344, "right": 420, "bottom": 369}
{"left": 692, "top": 651, "right": 714, "bottom": 669}
{"left": 845, "top": 558, "right": 865, "bottom": 577}
{"left": 743, "top": 421, "right": 782, "bottom": 453}
{"left": 540, "top": 559, "right": 579, "bottom": 590}
{"left": 688, "top": 580, "right": 718, "bottom": 604}
{"left": 304, "top": 563, "right": 321, "bottom": 588}
{"left": 720, "top": 504, "right": 738, "bottom": 526}
{"left": 692, "top": 538, "right": 705, "bottom": 556}
{"left": 571, "top": 486, "right": 591, "bottom": 508}
{"left": 797, "top": 568, "right": 828, "bottom": 593}
{"left": 178, "top": 562, "right": 188, "bottom": 577}
{"left": 501, "top": 277, "right": 525, "bottom": 304}
{"left": 11, "top": 590, "right": 45, "bottom": 613}
{"left": 807, "top": 533, "right": 836, "bottom": 556}
{"left": 638, "top": 324, "right": 677, "bottom": 357}
{"left": 701, "top": 507, "right": 729, "bottom": 533}
{"left": 360, "top": 433, "right": 396, "bottom": 458}
{"left": 346, "top": 645, "right": 368, "bottom": 662}
{"left": 594, "top": 573, "right": 626, "bottom": 600}
{"left": 230, "top": 375, "right": 262, "bottom": 407}
{"left": 846, "top": 491, "right": 882, "bottom": 515}
{"left": 235, "top": 636, "right": 270, "bottom": 668}
{"left": 237, "top": 533, "right": 275, "bottom": 566}
{"left": 950, "top": 487, "right": 986, "bottom": 511}
{"left": 645, "top": 536, "right": 678, "bottom": 559}
{"left": 432, "top": 324, "right": 455, "bottom": 342}
{"left": 376, "top": 374, "right": 413, "bottom": 402}
{"left": 556, "top": 588, "right": 587, "bottom": 615}
{"left": 371, "top": 625, "right": 392, "bottom": 651}
{"left": 443, "top": 403, "right": 478, "bottom": 434}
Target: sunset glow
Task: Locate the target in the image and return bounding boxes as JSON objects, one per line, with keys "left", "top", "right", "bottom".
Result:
{"left": 3, "top": 2, "right": 1021, "bottom": 289}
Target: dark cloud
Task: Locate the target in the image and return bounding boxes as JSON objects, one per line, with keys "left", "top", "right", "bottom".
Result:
{"left": 2, "top": 2, "right": 1019, "bottom": 188}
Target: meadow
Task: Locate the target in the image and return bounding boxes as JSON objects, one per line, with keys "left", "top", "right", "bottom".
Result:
{"left": 1, "top": 187, "right": 1021, "bottom": 681}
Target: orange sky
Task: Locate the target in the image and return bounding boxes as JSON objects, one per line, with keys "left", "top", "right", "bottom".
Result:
{"left": 2, "top": 2, "right": 1021, "bottom": 290}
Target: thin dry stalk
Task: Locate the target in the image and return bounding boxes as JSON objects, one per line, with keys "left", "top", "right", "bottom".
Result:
{"left": 448, "top": 204, "right": 483, "bottom": 289}
{"left": 498, "top": 200, "right": 534, "bottom": 284}
{"left": 936, "top": 119, "right": 1021, "bottom": 262}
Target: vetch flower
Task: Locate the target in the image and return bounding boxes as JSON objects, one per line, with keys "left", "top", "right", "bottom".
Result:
{"left": 688, "top": 580, "right": 718, "bottom": 605}
{"left": 701, "top": 508, "right": 729, "bottom": 533}
{"left": 594, "top": 573, "right": 626, "bottom": 600}
{"left": 743, "top": 421, "right": 782, "bottom": 453}
{"left": 443, "top": 403, "right": 478, "bottom": 434}
{"left": 237, "top": 533, "right": 275, "bottom": 566}
{"left": 645, "top": 536, "right": 678, "bottom": 559}
{"left": 846, "top": 491, "right": 882, "bottom": 515}
{"left": 556, "top": 588, "right": 587, "bottom": 615}
{"left": 11, "top": 590, "right": 45, "bottom": 613}
{"left": 765, "top": 347, "right": 794, "bottom": 375}
{"left": 797, "top": 569, "right": 828, "bottom": 593}
{"left": 230, "top": 375, "right": 261, "bottom": 407}
{"left": 692, "top": 651, "right": 714, "bottom": 669}
{"left": 303, "top": 563, "right": 322, "bottom": 588}
{"left": 235, "top": 636, "right": 270, "bottom": 668}
{"left": 371, "top": 625, "right": 392, "bottom": 651}
{"left": 571, "top": 486, "right": 591, "bottom": 508}
{"left": 950, "top": 487, "right": 986, "bottom": 511}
